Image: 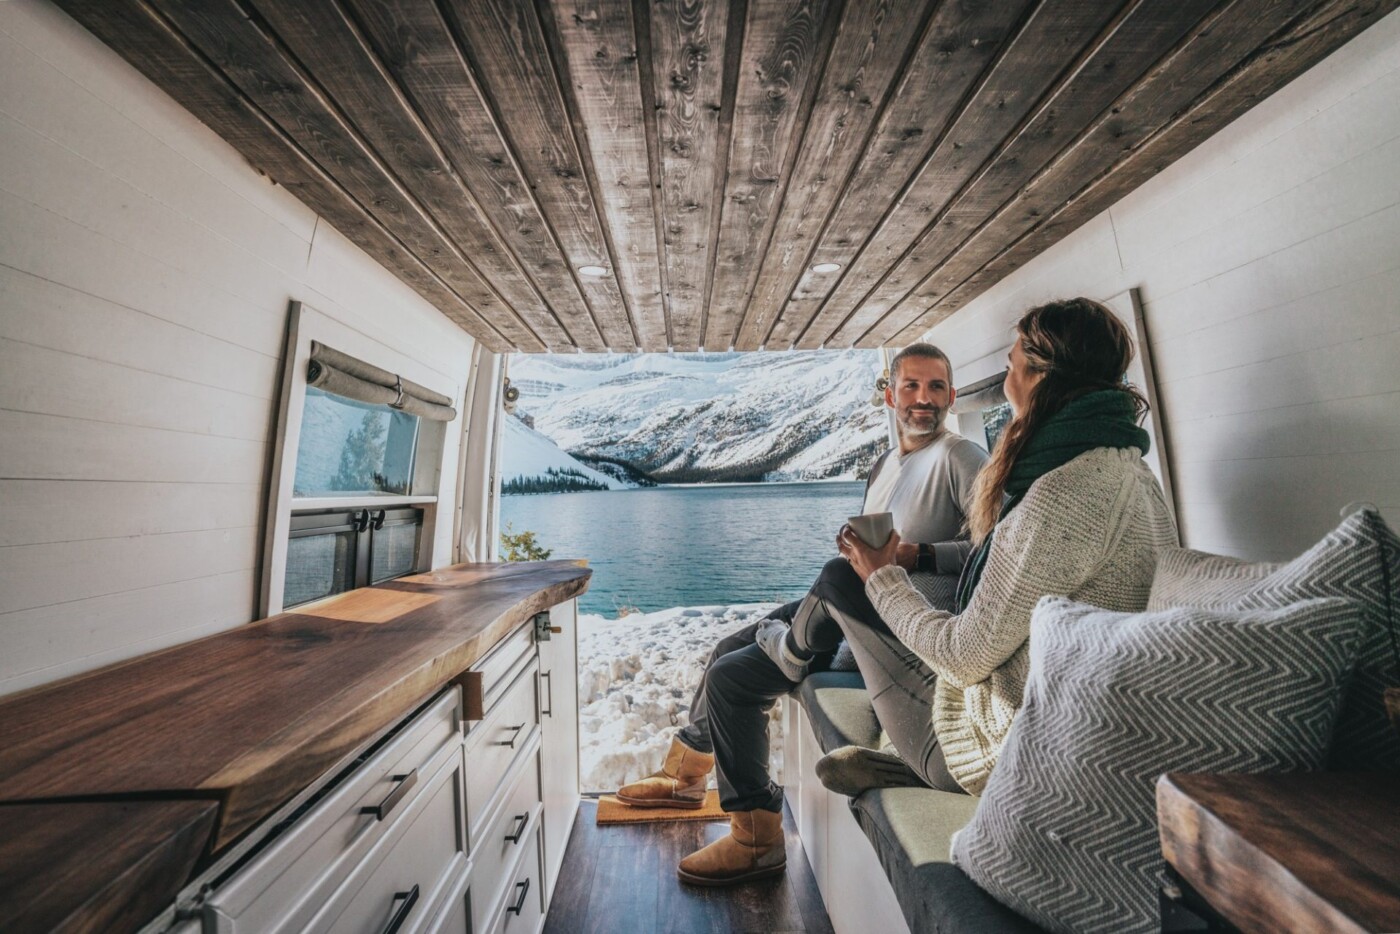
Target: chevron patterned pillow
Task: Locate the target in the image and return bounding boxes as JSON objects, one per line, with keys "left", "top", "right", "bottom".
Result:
{"left": 952, "top": 595, "right": 1363, "bottom": 934}
{"left": 1148, "top": 508, "right": 1400, "bottom": 770}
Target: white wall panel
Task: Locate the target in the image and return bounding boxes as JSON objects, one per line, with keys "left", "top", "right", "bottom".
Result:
{"left": 0, "top": 0, "right": 477, "bottom": 695}
{"left": 925, "top": 8, "right": 1400, "bottom": 562}
{"left": 0, "top": 270, "right": 281, "bottom": 397}
{"left": 1, "top": 571, "right": 258, "bottom": 691}
{"left": 0, "top": 480, "right": 261, "bottom": 549}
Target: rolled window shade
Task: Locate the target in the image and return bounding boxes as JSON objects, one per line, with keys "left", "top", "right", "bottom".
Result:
{"left": 307, "top": 342, "right": 457, "bottom": 421}
{"left": 951, "top": 370, "right": 1008, "bottom": 414}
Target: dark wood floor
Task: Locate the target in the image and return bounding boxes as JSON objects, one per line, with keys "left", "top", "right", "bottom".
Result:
{"left": 543, "top": 800, "right": 835, "bottom": 934}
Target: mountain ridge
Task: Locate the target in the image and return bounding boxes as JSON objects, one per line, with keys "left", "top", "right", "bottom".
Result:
{"left": 503, "top": 350, "right": 889, "bottom": 489}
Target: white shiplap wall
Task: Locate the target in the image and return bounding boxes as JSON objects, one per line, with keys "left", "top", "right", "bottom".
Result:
{"left": 0, "top": 0, "right": 480, "bottom": 695}
{"left": 926, "top": 8, "right": 1400, "bottom": 561}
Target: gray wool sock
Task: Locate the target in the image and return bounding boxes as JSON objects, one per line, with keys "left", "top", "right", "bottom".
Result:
{"left": 815, "top": 745, "right": 926, "bottom": 797}
{"left": 753, "top": 617, "right": 810, "bottom": 682}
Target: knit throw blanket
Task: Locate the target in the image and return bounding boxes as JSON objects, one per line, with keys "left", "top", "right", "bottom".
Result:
{"left": 955, "top": 390, "right": 1149, "bottom": 611}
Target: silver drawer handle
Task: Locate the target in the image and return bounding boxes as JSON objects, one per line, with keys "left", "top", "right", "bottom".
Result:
{"left": 494, "top": 722, "right": 526, "bottom": 748}
{"left": 504, "top": 812, "right": 529, "bottom": 844}
{"left": 540, "top": 670, "right": 553, "bottom": 718}
{"left": 381, "top": 884, "right": 419, "bottom": 934}
{"left": 506, "top": 878, "right": 530, "bottom": 916}
{"left": 362, "top": 769, "right": 418, "bottom": 821}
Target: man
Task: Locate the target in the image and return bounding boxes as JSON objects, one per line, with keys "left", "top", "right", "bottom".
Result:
{"left": 616, "top": 343, "right": 989, "bottom": 886}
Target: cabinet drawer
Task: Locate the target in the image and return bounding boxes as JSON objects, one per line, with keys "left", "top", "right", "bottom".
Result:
{"left": 312, "top": 748, "right": 466, "bottom": 934}
{"left": 470, "top": 751, "right": 542, "bottom": 933}
{"left": 423, "top": 859, "right": 471, "bottom": 934}
{"left": 205, "top": 688, "right": 461, "bottom": 934}
{"left": 492, "top": 826, "right": 544, "bottom": 934}
{"left": 464, "top": 661, "right": 539, "bottom": 836}
{"left": 464, "top": 622, "right": 534, "bottom": 724}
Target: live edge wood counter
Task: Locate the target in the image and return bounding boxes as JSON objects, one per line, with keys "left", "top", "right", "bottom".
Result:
{"left": 1158, "top": 772, "right": 1400, "bottom": 934}
{"left": 0, "top": 560, "right": 590, "bottom": 861}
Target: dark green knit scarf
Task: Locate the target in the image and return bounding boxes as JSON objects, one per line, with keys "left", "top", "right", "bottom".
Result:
{"left": 954, "top": 390, "right": 1150, "bottom": 612}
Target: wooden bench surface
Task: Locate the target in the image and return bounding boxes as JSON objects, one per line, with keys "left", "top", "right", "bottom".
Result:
{"left": 1158, "top": 772, "right": 1400, "bottom": 934}
{"left": 0, "top": 560, "right": 590, "bottom": 850}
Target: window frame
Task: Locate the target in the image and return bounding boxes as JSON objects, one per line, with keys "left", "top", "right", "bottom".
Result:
{"left": 260, "top": 301, "right": 460, "bottom": 616}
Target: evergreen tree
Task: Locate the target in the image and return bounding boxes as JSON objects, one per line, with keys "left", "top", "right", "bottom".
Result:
{"left": 500, "top": 522, "right": 552, "bottom": 562}
{"left": 331, "top": 411, "right": 387, "bottom": 491}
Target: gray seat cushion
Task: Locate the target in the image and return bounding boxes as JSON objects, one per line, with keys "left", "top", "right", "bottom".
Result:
{"left": 794, "top": 671, "right": 885, "bottom": 751}
{"left": 795, "top": 674, "right": 1047, "bottom": 933}
{"left": 851, "top": 788, "right": 1047, "bottom": 934}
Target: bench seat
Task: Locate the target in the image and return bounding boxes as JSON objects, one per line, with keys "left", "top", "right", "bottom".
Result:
{"left": 792, "top": 672, "right": 1046, "bottom": 933}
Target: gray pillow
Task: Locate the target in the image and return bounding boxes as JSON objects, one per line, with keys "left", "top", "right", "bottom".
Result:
{"left": 1148, "top": 508, "right": 1400, "bottom": 770}
{"left": 952, "top": 595, "right": 1363, "bottom": 934}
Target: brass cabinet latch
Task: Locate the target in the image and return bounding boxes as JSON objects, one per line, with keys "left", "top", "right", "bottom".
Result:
{"left": 533, "top": 610, "right": 561, "bottom": 642}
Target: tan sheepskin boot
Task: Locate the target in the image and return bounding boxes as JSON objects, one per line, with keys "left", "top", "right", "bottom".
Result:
{"left": 676, "top": 809, "right": 786, "bottom": 886}
{"left": 615, "top": 736, "right": 714, "bottom": 809}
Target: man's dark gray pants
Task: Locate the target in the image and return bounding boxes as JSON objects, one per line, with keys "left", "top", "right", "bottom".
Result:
{"left": 675, "top": 557, "right": 960, "bottom": 813}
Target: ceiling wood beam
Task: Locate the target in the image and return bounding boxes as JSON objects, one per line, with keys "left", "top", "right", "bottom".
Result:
{"left": 887, "top": 0, "right": 1378, "bottom": 344}
{"left": 246, "top": 0, "right": 580, "bottom": 351}
{"left": 56, "top": 0, "right": 1394, "bottom": 353}
{"left": 446, "top": 0, "right": 639, "bottom": 350}
{"left": 846, "top": 0, "right": 1224, "bottom": 347}
{"left": 52, "top": 0, "right": 517, "bottom": 351}
{"left": 765, "top": 0, "right": 1038, "bottom": 350}
{"left": 632, "top": 0, "right": 677, "bottom": 347}
{"left": 651, "top": 0, "right": 740, "bottom": 350}
{"left": 342, "top": 0, "right": 607, "bottom": 353}
{"left": 796, "top": 0, "right": 1133, "bottom": 349}
{"left": 541, "top": 0, "right": 670, "bottom": 352}
{"left": 730, "top": 0, "right": 939, "bottom": 351}
{"left": 144, "top": 0, "right": 546, "bottom": 351}
{"left": 702, "top": 0, "right": 841, "bottom": 350}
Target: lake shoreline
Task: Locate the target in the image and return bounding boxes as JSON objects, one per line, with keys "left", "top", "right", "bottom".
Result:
{"left": 501, "top": 481, "right": 866, "bottom": 616}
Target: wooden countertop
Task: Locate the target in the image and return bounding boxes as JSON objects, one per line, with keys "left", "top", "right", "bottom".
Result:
{"left": 1158, "top": 772, "right": 1400, "bottom": 933}
{"left": 0, "top": 560, "right": 590, "bottom": 851}
{"left": 0, "top": 801, "right": 218, "bottom": 934}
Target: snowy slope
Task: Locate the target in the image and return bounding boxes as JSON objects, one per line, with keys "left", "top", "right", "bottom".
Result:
{"left": 508, "top": 350, "right": 889, "bottom": 483}
{"left": 577, "top": 604, "right": 782, "bottom": 791}
{"left": 500, "top": 416, "right": 631, "bottom": 490}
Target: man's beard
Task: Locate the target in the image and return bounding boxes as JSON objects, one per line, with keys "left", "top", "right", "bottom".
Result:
{"left": 897, "top": 405, "right": 945, "bottom": 439}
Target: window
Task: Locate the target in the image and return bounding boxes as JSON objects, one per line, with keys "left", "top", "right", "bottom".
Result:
{"left": 261, "top": 302, "right": 460, "bottom": 616}
{"left": 951, "top": 370, "right": 1011, "bottom": 452}
{"left": 294, "top": 389, "right": 421, "bottom": 496}
{"left": 980, "top": 401, "right": 1013, "bottom": 451}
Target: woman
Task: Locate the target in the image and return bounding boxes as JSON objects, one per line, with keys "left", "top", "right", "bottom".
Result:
{"left": 820, "top": 297, "right": 1177, "bottom": 796}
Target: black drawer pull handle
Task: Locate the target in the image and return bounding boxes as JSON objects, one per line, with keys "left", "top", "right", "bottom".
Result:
{"left": 494, "top": 722, "right": 526, "bottom": 748}
{"left": 540, "top": 670, "right": 553, "bottom": 718}
{"left": 381, "top": 884, "right": 419, "bottom": 934}
{"left": 504, "top": 812, "right": 529, "bottom": 844}
{"left": 362, "top": 769, "right": 418, "bottom": 821}
{"left": 506, "top": 878, "right": 531, "bottom": 915}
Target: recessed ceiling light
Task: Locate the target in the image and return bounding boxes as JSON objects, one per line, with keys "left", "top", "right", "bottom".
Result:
{"left": 810, "top": 262, "right": 842, "bottom": 274}
{"left": 578, "top": 265, "right": 609, "bottom": 277}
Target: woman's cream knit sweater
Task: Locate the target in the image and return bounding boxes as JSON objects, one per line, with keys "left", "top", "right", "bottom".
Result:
{"left": 865, "top": 446, "right": 1178, "bottom": 795}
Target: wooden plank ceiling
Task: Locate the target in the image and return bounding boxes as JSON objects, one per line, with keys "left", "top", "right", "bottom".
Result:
{"left": 55, "top": 0, "right": 1397, "bottom": 353}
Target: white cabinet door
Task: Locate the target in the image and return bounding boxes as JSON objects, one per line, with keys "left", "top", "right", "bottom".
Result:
{"left": 535, "top": 598, "right": 580, "bottom": 904}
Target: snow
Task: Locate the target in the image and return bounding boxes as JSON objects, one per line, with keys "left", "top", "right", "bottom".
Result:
{"left": 509, "top": 349, "right": 889, "bottom": 484}
{"left": 500, "top": 415, "right": 631, "bottom": 490}
{"left": 576, "top": 603, "right": 786, "bottom": 793}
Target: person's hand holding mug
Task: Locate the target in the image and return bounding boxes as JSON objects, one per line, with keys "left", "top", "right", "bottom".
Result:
{"left": 837, "top": 525, "right": 901, "bottom": 582}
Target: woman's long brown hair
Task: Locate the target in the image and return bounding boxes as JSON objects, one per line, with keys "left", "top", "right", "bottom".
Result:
{"left": 967, "top": 298, "right": 1148, "bottom": 543}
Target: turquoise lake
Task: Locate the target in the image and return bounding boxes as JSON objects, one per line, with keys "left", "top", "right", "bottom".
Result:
{"left": 501, "top": 481, "right": 866, "bottom": 617}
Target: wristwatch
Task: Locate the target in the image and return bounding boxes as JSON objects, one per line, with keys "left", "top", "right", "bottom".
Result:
{"left": 916, "top": 542, "right": 934, "bottom": 573}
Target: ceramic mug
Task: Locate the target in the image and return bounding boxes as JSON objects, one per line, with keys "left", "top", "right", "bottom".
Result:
{"left": 847, "top": 511, "right": 895, "bottom": 549}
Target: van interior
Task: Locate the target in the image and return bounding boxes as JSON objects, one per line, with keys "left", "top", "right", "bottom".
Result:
{"left": 1, "top": 0, "right": 1398, "bottom": 931}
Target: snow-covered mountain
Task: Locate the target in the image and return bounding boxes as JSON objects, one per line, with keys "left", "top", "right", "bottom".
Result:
{"left": 500, "top": 416, "right": 631, "bottom": 492}
{"left": 504, "top": 349, "right": 889, "bottom": 485}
